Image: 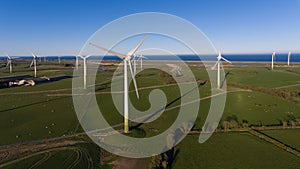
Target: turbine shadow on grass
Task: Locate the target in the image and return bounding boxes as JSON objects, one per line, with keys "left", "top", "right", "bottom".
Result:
{"left": 265, "top": 67, "right": 271, "bottom": 71}
{"left": 95, "top": 82, "right": 111, "bottom": 92}
{"left": 220, "top": 71, "right": 231, "bottom": 89}
{"left": 130, "top": 80, "right": 207, "bottom": 130}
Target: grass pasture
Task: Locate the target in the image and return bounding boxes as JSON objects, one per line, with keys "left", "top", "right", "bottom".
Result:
{"left": 1, "top": 60, "right": 300, "bottom": 168}
{"left": 1, "top": 143, "right": 100, "bottom": 169}
{"left": 262, "top": 129, "right": 300, "bottom": 151}
{"left": 173, "top": 133, "right": 300, "bottom": 169}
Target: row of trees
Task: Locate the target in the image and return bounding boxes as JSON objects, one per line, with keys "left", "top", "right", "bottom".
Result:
{"left": 149, "top": 131, "right": 176, "bottom": 169}
{"left": 281, "top": 114, "right": 300, "bottom": 127}
{"left": 220, "top": 115, "right": 249, "bottom": 130}
{"left": 220, "top": 114, "right": 300, "bottom": 130}
{"left": 149, "top": 122, "right": 193, "bottom": 169}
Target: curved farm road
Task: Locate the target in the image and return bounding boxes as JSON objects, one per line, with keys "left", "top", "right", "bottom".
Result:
{"left": 28, "top": 152, "right": 51, "bottom": 169}
{"left": 67, "top": 148, "right": 82, "bottom": 169}
{"left": 0, "top": 147, "right": 83, "bottom": 168}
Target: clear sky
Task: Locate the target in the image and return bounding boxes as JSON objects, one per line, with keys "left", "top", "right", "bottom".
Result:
{"left": 0, "top": 0, "right": 300, "bottom": 55}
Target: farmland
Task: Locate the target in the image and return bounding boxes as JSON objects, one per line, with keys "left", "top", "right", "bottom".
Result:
{"left": 0, "top": 59, "right": 300, "bottom": 168}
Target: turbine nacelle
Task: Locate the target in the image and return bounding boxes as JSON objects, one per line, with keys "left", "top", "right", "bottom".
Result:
{"left": 6, "top": 54, "right": 13, "bottom": 60}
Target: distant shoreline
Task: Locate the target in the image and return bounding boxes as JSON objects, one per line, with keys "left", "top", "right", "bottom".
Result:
{"left": 1, "top": 54, "right": 300, "bottom": 63}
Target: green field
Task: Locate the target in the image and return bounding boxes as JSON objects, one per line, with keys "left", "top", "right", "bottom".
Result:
{"left": 1, "top": 60, "right": 300, "bottom": 168}
{"left": 226, "top": 66, "right": 300, "bottom": 88}
{"left": 173, "top": 133, "right": 300, "bottom": 169}
{"left": 262, "top": 129, "right": 300, "bottom": 151}
{"left": 2, "top": 143, "right": 100, "bottom": 169}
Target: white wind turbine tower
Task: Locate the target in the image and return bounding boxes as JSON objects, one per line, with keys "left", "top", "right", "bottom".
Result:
{"left": 287, "top": 51, "right": 291, "bottom": 66}
{"left": 6, "top": 54, "right": 13, "bottom": 74}
{"left": 75, "top": 55, "right": 79, "bottom": 70}
{"left": 137, "top": 54, "right": 147, "bottom": 70}
{"left": 212, "top": 51, "right": 231, "bottom": 89}
{"left": 77, "top": 55, "right": 92, "bottom": 89}
{"left": 30, "top": 52, "right": 38, "bottom": 77}
{"left": 58, "top": 56, "right": 61, "bottom": 64}
{"left": 90, "top": 34, "right": 149, "bottom": 133}
{"left": 271, "top": 52, "right": 275, "bottom": 70}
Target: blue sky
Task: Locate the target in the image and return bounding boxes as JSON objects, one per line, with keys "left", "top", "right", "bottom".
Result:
{"left": 0, "top": 0, "right": 300, "bottom": 55}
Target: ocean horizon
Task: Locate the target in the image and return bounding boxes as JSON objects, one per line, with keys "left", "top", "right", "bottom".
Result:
{"left": 1, "top": 53, "right": 300, "bottom": 62}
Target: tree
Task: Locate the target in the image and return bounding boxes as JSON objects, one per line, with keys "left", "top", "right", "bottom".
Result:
{"left": 149, "top": 155, "right": 162, "bottom": 169}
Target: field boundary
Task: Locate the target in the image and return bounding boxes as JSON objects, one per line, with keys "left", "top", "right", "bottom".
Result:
{"left": 248, "top": 129, "right": 300, "bottom": 157}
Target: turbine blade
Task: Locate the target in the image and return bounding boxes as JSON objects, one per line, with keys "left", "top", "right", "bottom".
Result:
{"left": 128, "top": 60, "right": 139, "bottom": 98}
{"left": 30, "top": 52, "right": 36, "bottom": 58}
{"left": 221, "top": 57, "right": 231, "bottom": 64}
{"left": 6, "top": 60, "right": 10, "bottom": 67}
{"left": 6, "top": 54, "right": 11, "bottom": 59}
{"left": 211, "top": 61, "right": 218, "bottom": 70}
{"left": 89, "top": 42, "right": 125, "bottom": 59}
{"left": 126, "top": 34, "right": 149, "bottom": 57}
{"left": 76, "top": 54, "right": 84, "bottom": 59}
{"left": 30, "top": 59, "right": 34, "bottom": 67}
{"left": 272, "top": 52, "right": 276, "bottom": 60}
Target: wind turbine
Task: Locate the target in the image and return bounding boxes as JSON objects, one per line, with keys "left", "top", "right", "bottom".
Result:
{"left": 90, "top": 34, "right": 149, "bottom": 133}
{"left": 287, "top": 51, "right": 291, "bottom": 66}
{"left": 127, "top": 53, "right": 145, "bottom": 76}
{"left": 271, "top": 52, "right": 275, "bottom": 70}
{"left": 77, "top": 55, "right": 92, "bottom": 89}
{"left": 137, "top": 54, "right": 147, "bottom": 70}
{"left": 30, "top": 52, "right": 38, "bottom": 77}
{"left": 167, "top": 64, "right": 182, "bottom": 77}
{"left": 174, "top": 66, "right": 182, "bottom": 77}
{"left": 212, "top": 51, "right": 231, "bottom": 89}
{"left": 58, "top": 56, "right": 61, "bottom": 64}
{"left": 6, "top": 54, "right": 13, "bottom": 74}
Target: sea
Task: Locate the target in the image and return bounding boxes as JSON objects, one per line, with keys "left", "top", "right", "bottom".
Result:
{"left": 1, "top": 53, "right": 300, "bottom": 62}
